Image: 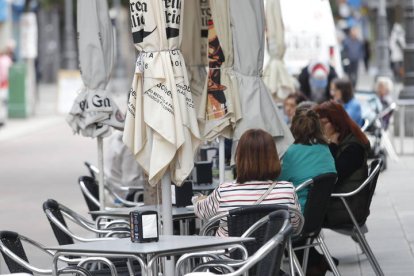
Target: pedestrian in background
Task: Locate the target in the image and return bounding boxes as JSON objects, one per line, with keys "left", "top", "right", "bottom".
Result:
{"left": 342, "top": 26, "right": 364, "bottom": 87}
{"left": 374, "top": 76, "right": 394, "bottom": 130}
{"left": 298, "top": 60, "right": 338, "bottom": 103}
{"left": 330, "top": 78, "right": 363, "bottom": 126}
{"left": 389, "top": 23, "right": 406, "bottom": 82}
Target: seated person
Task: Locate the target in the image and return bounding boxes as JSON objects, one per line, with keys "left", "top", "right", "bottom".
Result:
{"left": 330, "top": 77, "right": 363, "bottom": 126}
{"left": 374, "top": 76, "right": 394, "bottom": 130}
{"left": 278, "top": 107, "right": 336, "bottom": 211}
{"left": 283, "top": 91, "right": 308, "bottom": 125}
{"left": 303, "top": 101, "right": 370, "bottom": 275}
{"left": 315, "top": 100, "right": 370, "bottom": 227}
{"left": 192, "top": 129, "right": 301, "bottom": 237}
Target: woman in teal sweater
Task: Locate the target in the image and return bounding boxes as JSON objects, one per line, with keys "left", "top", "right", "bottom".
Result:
{"left": 279, "top": 107, "right": 336, "bottom": 211}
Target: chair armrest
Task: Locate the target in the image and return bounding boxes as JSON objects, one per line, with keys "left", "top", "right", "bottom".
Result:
{"left": 295, "top": 179, "right": 313, "bottom": 192}
{"left": 331, "top": 161, "right": 381, "bottom": 198}
{"left": 175, "top": 244, "right": 248, "bottom": 275}
{"left": 104, "top": 230, "right": 130, "bottom": 238}
{"left": 58, "top": 266, "right": 93, "bottom": 276}
{"left": 77, "top": 257, "right": 119, "bottom": 276}
{"left": 0, "top": 244, "right": 52, "bottom": 274}
{"left": 199, "top": 212, "right": 228, "bottom": 236}
{"left": 103, "top": 220, "right": 130, "bottom": 230}
{"left": 192, "top": 263, "right": 235, "bottom": 273}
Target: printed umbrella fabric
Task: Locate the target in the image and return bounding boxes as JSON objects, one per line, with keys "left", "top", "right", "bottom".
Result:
{"left": 230, "top": 0, "right": 293, "bottom": 156}
{"left": 263, "top": 0, "right": 295, "bottom": 100}
{"left": 198, "top": 0, "right": 241, "bottom": 141}
{"left": 181, "top": 0, "right": 209, "bottom": 114}
{"left": 123, "top": 0, "right": 201, "bottom": 186}
{"left": 66, "top": 0, "right": 124, "bottom": 138}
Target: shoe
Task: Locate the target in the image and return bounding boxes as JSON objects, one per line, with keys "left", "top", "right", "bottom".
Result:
{"left": 306, "top": 261, "right": 329, "bottom": 276}
{"left": 325, "top": 256, "right": 339, "bottom": 272}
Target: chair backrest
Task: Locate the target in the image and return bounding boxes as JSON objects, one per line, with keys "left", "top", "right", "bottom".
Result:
{"left": 84, "top": 161, "right": 98, "bottom": 179}
{"left": 360, "top": 159, "right": 382, "bottom": 224}
{"left": 0, "top": 231, "right": 32, "bottom": 275}
{"left": 227, "top": 204, "right": 289, "bottom": 276}
{"left": 185, "top": 210, "right": 293, "bottom": 276}
{"left": 78, "top": 176, "right": 100, "bottom": 220}
{"left": 255, "top": 210, "right": 292, "bottom": 276}
{"left": 42, "top": 199, "right": 74, "bottom": 245}
{"left": 302, "top": 173, "right": 338, "bottom": 237}
{"left": 174, "top": 180, "right": 193, "bottom": 207}
{"left": 193, "top": 161, "right": 213, "bottom": 185}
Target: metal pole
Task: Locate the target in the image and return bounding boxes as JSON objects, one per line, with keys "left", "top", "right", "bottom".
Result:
{"left": 97, "top": 137, "right": 105, "bottom": 210}
{"left": 377, "top": 0, "right": 393, "bottom": 78}
{"left": 400, "top": 0, "right": 414, "bottom": 98}
{"left": 63, "top": 0, "right": 77, "bottom": 70}
{"left": 219, "top": 137, "right": 225, "bottom": 184}
{"left": 113, "top": 0, "right": 126, "bottom": 78}
{"left": 161, "top": 172, "right": 175, "bottom": 275}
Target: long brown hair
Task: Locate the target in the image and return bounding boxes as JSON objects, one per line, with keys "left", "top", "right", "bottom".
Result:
{"left": 314, "top": 100, "right": 369, "bottom": 145}
{"left": 291, "top": 109, "right": 327, "bottom": 145}
{"left": 235, "top": 129, "right": 281, "bottom": 183}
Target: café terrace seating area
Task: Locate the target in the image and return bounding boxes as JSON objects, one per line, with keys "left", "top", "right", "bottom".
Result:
{"left": 0, "top": 144, "right": 386, "bottom": 276}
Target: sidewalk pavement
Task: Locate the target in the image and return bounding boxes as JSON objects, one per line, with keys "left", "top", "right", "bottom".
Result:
{"left": 1, "top": 79, "right": 414, "bottom": 275}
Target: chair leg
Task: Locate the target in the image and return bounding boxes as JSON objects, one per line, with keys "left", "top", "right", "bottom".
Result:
{"left": 288, "top": 238, "right": 305, "bottom": 276}
{"left": 353, "top": 228, "right": 384, "bottom": 276}
{"left": 301, "top": 237, "right": 311, "bottom": 273}
{"left": 340, "top": 198, "right": 384, "bottom": 276}
{"left": 316, "top": 234, "right": 341, "bottom": 276}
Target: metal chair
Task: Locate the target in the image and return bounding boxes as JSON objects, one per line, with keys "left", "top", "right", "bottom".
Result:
{"left": 0, "top": 230, "right": 116, "bottom": 276}
{"left": 42, "top": 200, "right": 140, "bottom": 275}
{"left": 78, "top": 176, "right": 143, "bottom": 221}
{"left": 181, "top": 209, "right": 294, "bottom": 276}
{"left": 324, "top": 159, "right": 384, "bottom": 276}
{"left": 293, "top": 172, "right": 340, "bottom": 275}
{"left": 176, "top": 205, "right": 304, "bottom": 276}
{"left": 83, "top": 162, "right": 144, "bottom": 203}
{"left": 42, "top": 199, "right": 129, "bottom": 245}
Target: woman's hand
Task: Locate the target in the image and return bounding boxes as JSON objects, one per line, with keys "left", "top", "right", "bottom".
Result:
{"left": 191, "top": 193, "right": 208, "bottom": 205}
{"left": 327, "top": 132, "right": 340, "bottom": 144}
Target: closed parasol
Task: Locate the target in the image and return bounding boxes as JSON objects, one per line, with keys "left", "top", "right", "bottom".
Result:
{"left": 66, "top": 0, "right": 124, "bottom": 209}
{"left": 230, "top": 0, "right": 293, "bottom": 157}
{"left": 263, "top": 0, "right": 295, "bottom": 100}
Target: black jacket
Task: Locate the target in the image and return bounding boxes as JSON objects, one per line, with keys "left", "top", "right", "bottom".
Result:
{"left": 323, "top": 134, "right": 370, "bottom": 228}
{"left": 298, "top": 65, "right": 338, "bottom": 103}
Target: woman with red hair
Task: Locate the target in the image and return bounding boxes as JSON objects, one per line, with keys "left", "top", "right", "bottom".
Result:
{"left": 304, "top": 101, "right": 370, "bottom": 275}
{"left": 315, "top": 100, "right": 370, "bottom": 226}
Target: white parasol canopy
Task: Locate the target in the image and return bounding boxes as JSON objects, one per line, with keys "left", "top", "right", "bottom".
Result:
{"left": 123, "top": 0, "right": 201, "bottom": 187}
{"left": 230, "top": 0, "right": 293, "bottom": 156}
{"left": 263, "top": 0, "right": 295, "bottom": 100}
{"left": 66, "top": 0, "right": 123, "bottom": 138}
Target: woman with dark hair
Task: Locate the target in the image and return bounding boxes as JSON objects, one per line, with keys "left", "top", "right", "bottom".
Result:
{"left": 330, "top": 78, "right": 363, "bottom": 126}
{"left": 315, "top": 100, "right": 370, "bottom": 227}
{"left": 279, "top": 108, "right": 336, "bottom": 211}
{"left": 193, "top": 129, "right": 301, "bottom": 237}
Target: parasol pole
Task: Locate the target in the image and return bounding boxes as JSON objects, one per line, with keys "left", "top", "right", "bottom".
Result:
{"left": 161, "top": 171, "right": 175, "bottom": 274}
{"left": 219, "top": 136, "right": 225, "bottom": 184}
{"left": 97, "top": 136, "right": 105, "bottom": 210}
